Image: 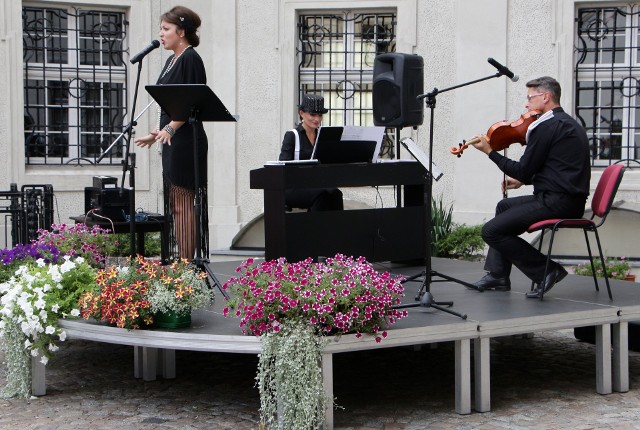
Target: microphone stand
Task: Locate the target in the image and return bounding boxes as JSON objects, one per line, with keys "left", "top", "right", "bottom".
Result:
{"left": 395, "top": 71, "right": 507, "bottom": 319}
{"left": 97, "top": 61, "right": 149, "bottom": 259}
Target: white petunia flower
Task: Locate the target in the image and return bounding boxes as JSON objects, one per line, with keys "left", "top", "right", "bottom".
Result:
{"left": 48, "top": 264, "right": 63, "bottom": 282}
{"left": 51, "top": 304, "right": 60, "bottom": 313}
{"left": 59, "top": 258, "right": 76, "bottom": 273}
{"left": 36, "top": 258, "right": 46, "bottom": 267}
{"left": 45, "top": 325, "right": 56, "bottom": 335}
{"left": 40, "top": 355, "right": 49, "bottom": 365}
{"left": 48, "top": 344, "right": 59, "bottom": 352}
{"left": 69, "top": 309, "right": 80, "bottom": 317}
{"left": 34, "top": 298, "right": 46, "bottom": 310}
{"left": 59, "top": 331, "right": 67, "bottom": 341}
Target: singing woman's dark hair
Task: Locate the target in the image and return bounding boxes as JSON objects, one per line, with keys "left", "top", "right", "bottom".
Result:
{"left": 161, "top": 5, "right": 201, "bottom": 47}
{"left": 526, "top": 76, "right": 561, "bottom": 104}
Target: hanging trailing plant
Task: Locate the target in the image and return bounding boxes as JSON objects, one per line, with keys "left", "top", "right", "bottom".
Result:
{"left": 257, "top": 319, "right": 328, "bottom": 429}
{"left": 225, "top": 254, "right": 408, "bottom": 428}
{"left": 0, "top": 256, "right": 95, "bottom": 398}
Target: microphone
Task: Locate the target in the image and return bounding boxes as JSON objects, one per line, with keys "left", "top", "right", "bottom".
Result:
{"left": 487, "top": 57, "right": 519, "bottom": 82}
{"left": 130, "top": 40, "right": 160, "bottom": 64}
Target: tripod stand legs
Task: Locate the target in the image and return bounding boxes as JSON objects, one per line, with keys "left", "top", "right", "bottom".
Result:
{"left": 193, "top": 257, "right": 230, "bottom": 300}
{"left": 395, "top": 269, "right": 480, "bottom": 319}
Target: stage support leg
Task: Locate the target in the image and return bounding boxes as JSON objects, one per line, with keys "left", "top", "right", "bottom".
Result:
{"left": 595, "top": 324, "right": 612, "bottom": 394}
{"left": 474, "top": 337, "right": 491, "bottom": 412}
{"left": 31, "top": 356, "right": 46, "bottom": 396}
{"left": 321, "top": 352, "right": 334, "bottom": 430}
{"left": 134, "top": 346, "right": 142, "bottom": 378}
{"left": 160, "top": 349, "right": 176, "bottom": 379}
{"left": 612, "top": 322, "right": 629, "bottom": 393}
{"left": 455, "top": 339, "right": 471, "bottom": 415}
{"left": 134, "top": 346, "right": 158, "bottom": 381}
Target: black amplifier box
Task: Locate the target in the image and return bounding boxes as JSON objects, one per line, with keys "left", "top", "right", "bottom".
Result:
{"left": 93, "top": 175, "right": 118, "bottom": 189}
{"left": 84, "top": 187, "right": 130, "bottom": 221}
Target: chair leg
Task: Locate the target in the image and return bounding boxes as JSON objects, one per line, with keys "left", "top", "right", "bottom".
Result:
{"left": 583, "top": 229, "right": 600, "bottom": 292}
{"left": 531, "top": 229, "right": 546, "bottom": 292}
{"left": 592, "top": 228, "right": 613, "bottom": 300}
{"left": 538, "top": 228, "right": 557, "bottom": 301}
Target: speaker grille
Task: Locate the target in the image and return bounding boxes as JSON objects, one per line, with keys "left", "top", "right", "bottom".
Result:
{"left": 373, "top": 80, "right": 401, "bottom": 123}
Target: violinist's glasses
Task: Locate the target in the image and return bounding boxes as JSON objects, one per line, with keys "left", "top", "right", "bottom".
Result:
{"left": 526, "top": 92, "right": 546, "bottom": 101}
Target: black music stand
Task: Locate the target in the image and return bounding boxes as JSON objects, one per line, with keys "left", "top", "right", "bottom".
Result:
{"left": 145, "top": 84, "right": 236, "bottom": 300}
{"left": 393, "top": 138, "right": 473, "bottom": 319}
{"left": 395, "top": 68, "right": 511, "bottom": 318}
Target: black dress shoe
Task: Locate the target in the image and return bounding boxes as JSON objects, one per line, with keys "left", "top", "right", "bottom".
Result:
{"left": 473, "top": 272, "right": 511, "bottom": 291}
{"left": 526, "top": 265, "right": 568, "bottom": 298}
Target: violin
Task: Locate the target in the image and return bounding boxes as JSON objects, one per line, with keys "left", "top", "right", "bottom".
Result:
{"left": 450, "top": 110, "right": 542, "bottom": 157}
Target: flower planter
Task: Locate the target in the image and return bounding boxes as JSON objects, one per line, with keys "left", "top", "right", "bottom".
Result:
{"left": 153, "top": 310, "right": 192, "bottom": 329}
{"left": 624, "top": 274, "right": 637, "bottom": 282}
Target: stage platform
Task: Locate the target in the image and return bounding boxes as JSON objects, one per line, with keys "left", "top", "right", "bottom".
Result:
{"left": 33, "top": 257, "right": 640, "bottom": 429}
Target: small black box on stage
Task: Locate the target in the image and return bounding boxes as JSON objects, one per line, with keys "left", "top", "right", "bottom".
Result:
{"left": 93, "top": 175, "right": 118, "bottom": 189}
{"left": 84, "top": 186, "right": 130, "bottom": 221}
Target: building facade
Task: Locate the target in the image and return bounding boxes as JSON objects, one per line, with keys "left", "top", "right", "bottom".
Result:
{"left": 1, "top": 0, "right": 638, "bottom": 255}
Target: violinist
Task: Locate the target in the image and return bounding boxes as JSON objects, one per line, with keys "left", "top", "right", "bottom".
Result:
{"left": 469, "top": 76, "right": 591, "bottom": 298}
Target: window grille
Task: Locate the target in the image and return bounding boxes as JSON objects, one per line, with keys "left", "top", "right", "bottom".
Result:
{"left": 297, "top": 11, "right": 397, "bottom": 158}
{"left": 22, "top": 5, "right": 128, "bottom": 166}
{"left": 575, "top": 4, "right": 640, "bottom": 168}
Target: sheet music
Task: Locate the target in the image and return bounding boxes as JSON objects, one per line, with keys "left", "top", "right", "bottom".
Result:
{"left": 340, "top": 126, "right": 385, "bottom": 142}
{"left": 400, "top": 137, "right": 444, "bottom": 181}
{"left": 312, "top": 126, "right": 386, "bottom": 163}
{"left": 265, "top": 159, "right": 319, "bottom": 166}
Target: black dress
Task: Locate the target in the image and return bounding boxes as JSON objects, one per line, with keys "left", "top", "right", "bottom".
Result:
{"left": 156, "top": 47, "right": 207, "bottom": 190}
{"left": 156, "top": 47, "right": 209, "bottom": 259}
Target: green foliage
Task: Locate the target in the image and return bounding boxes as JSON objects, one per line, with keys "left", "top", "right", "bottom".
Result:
{"left": 431, "top": 197, "right": 454, "bottom": 255}
{"left": 109, "top": 232, "right": 162, "bottom": 257}
{"left": 430, "top": 196, "right": 484, "bottom": 259}
{"left": 437, "top": 224, "right": 485, "bottom": 259}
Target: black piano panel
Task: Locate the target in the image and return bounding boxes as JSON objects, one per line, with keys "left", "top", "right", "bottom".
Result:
{"left": 250, "top": 162, "right": 427, "bottom": 263}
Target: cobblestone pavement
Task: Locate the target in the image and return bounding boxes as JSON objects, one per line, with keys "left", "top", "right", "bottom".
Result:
{"left": 2, "top": 329, "right": 640, "bottom": 429}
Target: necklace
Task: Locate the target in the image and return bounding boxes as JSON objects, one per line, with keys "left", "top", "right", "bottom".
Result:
{"left": 156, "top": 45, "right": 192, "bottom": 130}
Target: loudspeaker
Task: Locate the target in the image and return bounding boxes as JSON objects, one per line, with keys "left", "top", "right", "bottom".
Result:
{"left": 373, "top": 53, "right": 424, "bottom": 128}
{"left": 84, "top": 187, "right": 130, "bottom": 221}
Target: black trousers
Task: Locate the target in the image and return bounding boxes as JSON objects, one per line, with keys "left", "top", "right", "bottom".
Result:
{"left": 483, "top": 192, "right": 586, "bottom": 283}
{"left": 285, "top": 188, "right": 343, "bottom": 212}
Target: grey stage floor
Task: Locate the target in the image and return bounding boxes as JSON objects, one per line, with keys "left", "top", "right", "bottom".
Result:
{"left": 3, "top": 257, "right": 640, "bottom": 429}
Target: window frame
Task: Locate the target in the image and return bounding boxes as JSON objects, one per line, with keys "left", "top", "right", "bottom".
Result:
{"left": 12, "top": 0, "right": 153, "bottom": 193}
{"left": 279, "top": 0, "right": 417, "bottom": 150}
{"left": 573, "top": 3, "right": 640, "bottom": 168}
{"left": 22, "top": 5, "right": 129, "bottom": 166}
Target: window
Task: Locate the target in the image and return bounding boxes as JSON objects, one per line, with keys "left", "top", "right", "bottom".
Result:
{"left": 574, "top": 4, "right": 640, "bottom": 167}
{"left": 23, "top": 5, "right": 128, "bottom": 166}
{"left": 297, "top": 11, "right": 396, "bottom": 158}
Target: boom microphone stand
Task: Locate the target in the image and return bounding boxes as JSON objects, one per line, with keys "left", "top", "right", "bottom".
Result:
{"left": 145, "top": 84, "right": 236, "bottom": 300}
{"left": 395, "top": 69, "right": 510, "bottom": 318}
{"left": 97, "top": 61, "right": 155, "bottom": 259}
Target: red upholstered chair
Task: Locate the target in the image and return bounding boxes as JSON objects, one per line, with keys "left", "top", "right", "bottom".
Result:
{"left": 527, "top": 163, "right": 625, "bottom": 300}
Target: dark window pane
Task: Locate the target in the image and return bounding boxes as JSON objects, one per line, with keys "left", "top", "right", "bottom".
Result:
{"left": 22, "top": 6, "right": 128, "bottom": 165}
